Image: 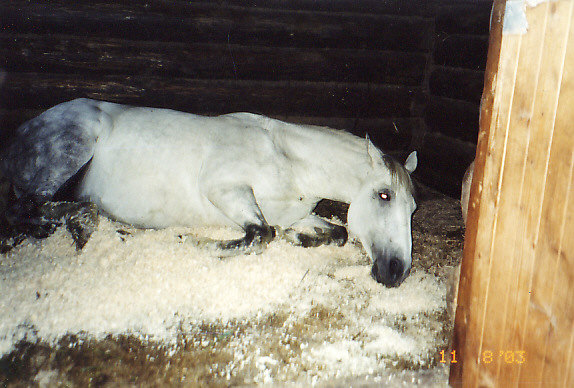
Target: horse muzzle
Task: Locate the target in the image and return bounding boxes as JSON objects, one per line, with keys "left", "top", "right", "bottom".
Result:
{"left": 371, "top": 253, "right": 411, "bottom": 287}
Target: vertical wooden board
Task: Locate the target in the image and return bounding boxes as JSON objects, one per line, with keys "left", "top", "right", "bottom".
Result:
{"left": 536, "top": 5, "right": 574, "bottom": 384}
{"left": 470, "top": 33, "right": 522, "bottom": 388}
{"left": 479, "top": 4, "right": 554, "bottom": 385}
{"left": 539, "top": 151, "right": 574, "bottom": 386}
{"left": 452, "top": 1, "right": 574, "bottom": 387}
{"left": 515, "top": 2, "right": 573, "bottom": 385}
{"left": 450, "top": 1, "right": 507, "bottom": 384}
{"left": 557, "top": 180, "right": 574, "bottom": 387}
{"left": 491, "top": 4, "right": 549, "bottom": 386}
{"left": 552, "top": 24, "right": 574, "bottom": 386}
{"left": 459, "top": 12, "right": 524, "bottom": 385}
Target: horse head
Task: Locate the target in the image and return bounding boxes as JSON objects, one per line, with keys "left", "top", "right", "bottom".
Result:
{"left": 348, "top": 142, "right": 417, "bottom": 287}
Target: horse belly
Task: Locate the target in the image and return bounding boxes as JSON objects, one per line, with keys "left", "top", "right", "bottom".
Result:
{"left": 77, "top": 129, "right": 230, "bottom": 229}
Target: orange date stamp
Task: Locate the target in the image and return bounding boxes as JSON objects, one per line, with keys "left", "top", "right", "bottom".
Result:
{"left": 439, "top": 350, "right": 526, "bottom": 364}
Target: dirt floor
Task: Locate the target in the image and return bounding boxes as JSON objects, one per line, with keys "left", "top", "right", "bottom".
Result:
{"left": 0, "top": 177, "right": 464, "bottom": 387}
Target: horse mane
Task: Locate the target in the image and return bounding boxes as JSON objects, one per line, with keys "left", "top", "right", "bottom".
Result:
{"left": 381, "top": 154, "right": 415, "bottom": 197}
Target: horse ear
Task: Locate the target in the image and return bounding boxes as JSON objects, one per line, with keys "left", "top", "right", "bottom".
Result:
{"left": 404, "top": 151, "right": 417, "bottom": 174}
{"left": 365, "top": 134, "right": 381, "bottom": 165}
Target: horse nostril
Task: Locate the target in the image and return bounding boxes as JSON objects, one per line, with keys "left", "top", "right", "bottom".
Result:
{"left": 371, "top": 261, "right": 380, "bottom": 281}
{"left": 372, "top": 256, "right": 406, "bottom": 287}
{"left": 388, "top": 258, "right": 403, "bottom": 283}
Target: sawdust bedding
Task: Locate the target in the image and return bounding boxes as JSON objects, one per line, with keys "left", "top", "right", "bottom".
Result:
{"left": 0, "top": 181, "right": 464, "bottom": 386}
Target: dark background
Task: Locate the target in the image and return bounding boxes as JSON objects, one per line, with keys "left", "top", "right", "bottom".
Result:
{"left": 0, "top": 0, "right": 492, "bottom": 198}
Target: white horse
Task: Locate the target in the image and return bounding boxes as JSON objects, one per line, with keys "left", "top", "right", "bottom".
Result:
{"left": 1, "top": 98, "right": 418, "bottom": 287}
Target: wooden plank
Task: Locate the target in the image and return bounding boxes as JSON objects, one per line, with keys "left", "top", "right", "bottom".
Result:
{"left": 558, "top": 186, "right": 574, "bottom": 387}
{"left": 482, "top": 3, "right": 555, "bottom": 385}
{"left": 450, "top": 0, "right": 506, "bottom": 384}
{"left": 0, "top": 73, "right": 419, "bottom": 118}
{"left": 429, "top": 66, "right": 485, "bottom": 104}
{"left": 536, "top": 84, "right": 574, "bottom": 388}
{"left": 518, "top": 2, "right": 574, "bottom": 385}
{"left": 0, "top": 2, "right": 434, "bottom": 52}
{"left": 486, "top": 3, "right": 551, "bottom": 386}
{"left": 458, "top": 6, "right": 521, "bottom": 386}
{"left": 548, "top": 15, "right": 574, "bottom": 386}
{"left": 434, "top": 34, "right": 489, "bottom": 70}
{"left": 451, "top": 1, "right": 574, "bottom": 386}
{"left": 0, "top": 34, "right": 427, "bottom": 85}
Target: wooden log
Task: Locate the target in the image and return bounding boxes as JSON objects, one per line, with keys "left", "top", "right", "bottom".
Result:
{"left": 435, "top": 3, "right": 493, "bottom": 35}
{"left": 434, "top": 34, "right": 489, "bottom": 70}
{"left": 1, "top": 2, "right": 434, "bottom": 52}
{"left": 0, "top": 34, "right": 428, "bottom": 86}
{"left": 283, "top": 116, "right": 418, "bottom": 152}
{"left": 64, "top": 0, "right": 431, "bottom": 16}
{"left": 20, "top": 0, "right": 429, "bottom": 16}
{"left": 429, "top": 66, "right": 485, "bottom": 104}
{"left": 415, "top": 132, "right": 476, "bottom": 198}
{"left": 451, "top": 0, "right": 574, "bottom": 386}
{"left": 0, "top": 73, "right": 419, "bottom": 118}
{"left": 190, "top": 0, "right": 430, "bottom": 15}
{"left": 424, "top": 96, "right": 480, "bottom": 143}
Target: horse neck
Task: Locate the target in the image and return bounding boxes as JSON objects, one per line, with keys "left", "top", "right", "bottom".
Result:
{"left": 272, "top": 122, "right": 375, "bottom": 203}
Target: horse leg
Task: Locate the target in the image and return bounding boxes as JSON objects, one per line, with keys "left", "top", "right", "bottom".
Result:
{"left": 5, "top": 196, "right": 99, "bottom": 250}
{"left": 282, "top": 215, "right": 347, "bottom": 248}
{"left": 1, "top": 99, "right": 108, "bottom": 249}
{"left": 186, "top": 185, "right": 275, "bottom": 256}
{"left": 4, "top": 195, "right": 61, "bottom": 239}
{"left": 40, "top": 201, "right": 99, "bottom": 250}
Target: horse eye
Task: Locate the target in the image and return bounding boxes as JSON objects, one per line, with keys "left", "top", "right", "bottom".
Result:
{"left": 378, "top": 190, "right": 392, "bottom": 201}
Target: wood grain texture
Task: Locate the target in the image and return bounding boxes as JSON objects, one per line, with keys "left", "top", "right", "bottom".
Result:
{"left": 451, "top": 1, "right": 574, "bottom": 386}
{"left": 429, "top": 67, "right": 485, "bottom": 104}
{"left": 0, "top": 34, "right": 427, "bottom": 85}
{"left": 434, "top": 34, "right": 489, "bottom": 70}
{"left": 0, "top": 73, "right": 419, "bottom": 118}
{"left": 1, "top": 1, "right": 433, "bottom": 52}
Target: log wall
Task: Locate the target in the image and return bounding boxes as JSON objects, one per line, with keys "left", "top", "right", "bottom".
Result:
{"left": 419, "top": 0, "right": 492, "bottom": 197}
{"left": 0, "top": 0, "right": 492, "bottom": 197}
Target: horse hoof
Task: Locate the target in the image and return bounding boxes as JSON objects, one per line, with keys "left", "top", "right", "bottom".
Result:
{"left": 65, "top": 202, "right": 99, "bottom": 250}
{"left": 0, "top": 234, "right": 26, "bottom": 254}
{"left": 29, "top": 222, "right": 60, "bottom": 239}
{"left": 331, "top": 225, "right": 348, "bottom": 246}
